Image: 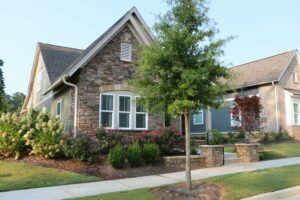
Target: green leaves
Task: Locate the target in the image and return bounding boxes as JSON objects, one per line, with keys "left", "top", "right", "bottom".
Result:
{"left": 132, "top": 0, "right": 231, "bottom": 117}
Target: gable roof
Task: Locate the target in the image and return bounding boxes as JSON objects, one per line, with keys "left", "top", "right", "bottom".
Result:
{"left": 44, "top": 6, "right": 154, "bottom": 94}
{"left": 229, "top": 50, "right": 298, "bottom": 89}
{"left": 39, "top": 43, "right": 83, "bottom": 83}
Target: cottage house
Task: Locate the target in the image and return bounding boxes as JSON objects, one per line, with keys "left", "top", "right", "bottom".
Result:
{"left": 22, "top": 7, "right": 300, "bottom": 139}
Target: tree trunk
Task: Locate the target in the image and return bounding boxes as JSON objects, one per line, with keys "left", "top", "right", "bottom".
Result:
{"left": 183, "top": 111, "right": 192, "bottom": 191}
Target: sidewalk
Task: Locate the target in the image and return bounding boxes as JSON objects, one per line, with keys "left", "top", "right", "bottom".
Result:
{"left": 243, "top": 185, "right": 300, "bottom": 200}
{"left": 1, "top": 157, "right": 300, "bottom": 200}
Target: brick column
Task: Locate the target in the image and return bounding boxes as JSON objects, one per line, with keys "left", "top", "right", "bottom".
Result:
{"left": 235, "top": 143, "right": 260, "bottom": 162}
{"left": 200, "top": 145, "right": 224, "bottom": 167}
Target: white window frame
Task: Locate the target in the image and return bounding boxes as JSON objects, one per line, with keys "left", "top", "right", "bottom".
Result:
{"left": 117, "top": 95, "right": 132, "bottom": 129}
{"left": 37, "top": 69, "right": 43, "bottom": 92}
{"left": 134, "top": 96, "right": 148, "bottom": 130}
{"left": 99, "top": 93, "right": 115, "bottom": 129}
{"left": 120, "top": 43, "right": 132, "bottom": 62}
{"left": 230, "top": 111, "right": 241, "bottom": 127}
{"left": 193, "top": 110, "right": 204, "bottom": 125}
{"left": 56, "top": 100, "right": 62, "bottom": 120}
{"left": 294, "top": 70, "right": 298, "bottom": 84}
{"left": 292, "top": 100, "right": 300, "bottom": 125}
{"left": 99, "top": 92, "right": 148, "bottom": 130}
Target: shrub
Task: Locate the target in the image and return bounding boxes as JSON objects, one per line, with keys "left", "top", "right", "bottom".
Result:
{"left": 209, "top": 129, "right": 225, "bottom": 145}
{"left": 25, "top": 109, "right": 65, "bottom": 158}
{"left": 0, "top": 112, "right": 27, "bottom": 159}
{"left": 259, "top": 150, "right": 284, "bottom": 161}
{"left": 64, "top": 135, "right": 100, "bottom": 162}
{"left": 142, "top": 143, "right": 160, "bottom": 165}
{"left": 127, "top": 142, "right": 142, "bottom": 167}
{"left": 108, "top": 143, "right": 125, "bottom": 169}
{"left": 96, "top": 128, "right": 124, "bottom": 154}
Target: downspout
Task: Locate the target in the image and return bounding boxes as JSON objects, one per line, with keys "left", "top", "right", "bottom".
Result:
{"left": 62, "top": 76, "right": 78, "bottom": 138}
{"left": 273, "top": 81, "right": 279, "bottom": 131}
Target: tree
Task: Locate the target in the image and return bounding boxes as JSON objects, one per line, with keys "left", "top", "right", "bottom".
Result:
{"left": 5, "top": 92, "right": 26, "bottom": 113}
{"left": 132, "top": 0, "right": 230, "bottom": 190}
{"left": 231, "top": 95, "right": 266, "bottom": 142}
{"left": 0, "top": 59, "right": 6, "bottom": 112}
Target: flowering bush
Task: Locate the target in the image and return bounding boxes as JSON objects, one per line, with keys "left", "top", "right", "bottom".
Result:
{"left": 0, "top": 112, "right": 27, "bottom": 159}
{"left": 97, "top": 126, "right": 184, "bottom": 156}
{"left": 24, "top": 109, "right": 65, "bottom": 158}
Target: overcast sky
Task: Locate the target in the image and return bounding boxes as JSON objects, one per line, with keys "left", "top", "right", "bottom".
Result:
{"left": 1, "top": 0, "right": 300, "bottom": 95}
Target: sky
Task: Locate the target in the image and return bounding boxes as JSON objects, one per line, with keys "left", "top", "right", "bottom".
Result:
{"left": 1, "top": 0, "right": 300, "bottom": 95}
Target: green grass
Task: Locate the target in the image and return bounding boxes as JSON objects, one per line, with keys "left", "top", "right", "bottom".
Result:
{"left": 72, "top": 189, "right": 156, "bottom": 200}
{"left": 0, "top": 161, "right": 101, "bottom": 192}
{"left": 72, "top": 164, "right": 300, "bottom": 200}
{"left": 224, "top": 146, "right": 235, "bottom": 153}
{"left": 225, "top": 141, "right": 300, "bottom": 158}
{"left": 263, "top": 141, "right": 300, "bottom": 157}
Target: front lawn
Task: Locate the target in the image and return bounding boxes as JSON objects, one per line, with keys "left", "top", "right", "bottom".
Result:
{"left": 225, "top": 141, "right": 300, "bottom": 158}
{"left": 0, "top": 161, "right": 101, "bottom": 192}
{"left": 72, "top": 164, "right": 300, "bottom": 200}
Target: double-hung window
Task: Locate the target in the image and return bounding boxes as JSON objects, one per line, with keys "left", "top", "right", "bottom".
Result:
{"left": 193, "top": 110, "right": 203, "bottom": 125}
{"left": 99, "top": 92, "right": 148, "bottom": 130}
{"left": 37, "top": 69, "right": 43, "bottom": 92}
{"left": 135, "top": 97, "right": 147, "bottom": 129}
{"left": 293, "top": 102, "right": 300, "bottom": 125}
{"left": 100, "top": 94, "right": 114, "bottom": 128}
{"left": 118, "top": 96, "right": 131, "bottom": 128}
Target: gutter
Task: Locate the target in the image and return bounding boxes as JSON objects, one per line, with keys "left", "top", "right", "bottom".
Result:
{"left": 62, "top": 76, "right": 78, "bottom": 138}
{"left": 273, "top": 81, "right": 279, "bottom": 131}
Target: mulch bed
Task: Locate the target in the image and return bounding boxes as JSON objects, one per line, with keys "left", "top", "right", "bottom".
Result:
{"left": 1, "top": 156, "right": 186, "bottom": 180}
{"left": 152, "top": 182, "right": 224, "bottom": 200}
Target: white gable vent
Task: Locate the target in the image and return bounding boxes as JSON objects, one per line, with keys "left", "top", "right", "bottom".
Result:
{"left": 120, "top": 43, "right": 132, "bottom": 62}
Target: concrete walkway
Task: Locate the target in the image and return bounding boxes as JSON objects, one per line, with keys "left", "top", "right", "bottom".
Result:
{"left": 243, "top": 185, "right": 300, "bottom": 200}
{"left": 1, "top": 157, "right": 300, "bottom": 200}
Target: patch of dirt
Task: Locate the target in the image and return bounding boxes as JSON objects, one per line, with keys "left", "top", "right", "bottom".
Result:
{"left": 1, "top": 156, "right": 186, "bottom": 180}
{"left": 152, "top": 182, "right": 224, "bottom": 200}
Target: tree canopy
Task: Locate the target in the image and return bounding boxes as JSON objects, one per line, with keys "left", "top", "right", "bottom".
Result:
{"left": 132, "top": 0, "right": 231, "bottom": 117}
{"left": 132, "top": 0, "right": 231, "bottom": 190}
{"left": 0, "top": 59, "right": 6, "bottom": 112}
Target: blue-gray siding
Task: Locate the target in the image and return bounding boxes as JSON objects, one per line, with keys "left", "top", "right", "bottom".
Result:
{"left": 211, "top": 106, "right": 232, "bottom": 132}
{"left": 190, "top": 110, "right": 206, "bottom": 133}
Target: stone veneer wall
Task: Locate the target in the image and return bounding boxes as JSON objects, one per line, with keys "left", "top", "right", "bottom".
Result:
{"left": 70, "top": 24, "right": 165, "bottom": 136}
{"left": 236, "top": 143, "right": 260, "bottom": 162}
{"left": 163, "top": 145, "right": 224, "bottom": 170}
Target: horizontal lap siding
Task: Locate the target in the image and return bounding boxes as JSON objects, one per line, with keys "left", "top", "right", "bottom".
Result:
{"left": 190, "top": 110, "right": 206, "bottom": 133}
{"left": 211, "top": 106, "right": 231, "bottom": 132}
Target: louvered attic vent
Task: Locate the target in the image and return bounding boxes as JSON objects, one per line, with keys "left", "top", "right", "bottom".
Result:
{"left": 120, "top": 43, "right": 132, "bottom": 62}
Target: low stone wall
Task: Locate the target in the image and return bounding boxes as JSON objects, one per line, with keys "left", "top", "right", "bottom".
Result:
{"left": 163, "top": 155, "right": 207, "bottom": 170}
{"left": 163, "top": 145, "right": 224, "bottom": 170}
{"left": 200, "top": 145, "right": 224, "bottom": 167}
{"left": 236, "top": 143, "right": 260, "bottom": 162}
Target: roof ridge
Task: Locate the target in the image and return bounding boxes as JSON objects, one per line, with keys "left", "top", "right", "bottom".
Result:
{"left": 38, "top": 42, "right": 83, "bottom": 51}
{"left": 229, "top": 49, "right": 297, "bottom": 69}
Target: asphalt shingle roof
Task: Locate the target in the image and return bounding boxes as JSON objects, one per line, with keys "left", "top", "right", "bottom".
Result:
{"left": 229, "top": 50, "right": 297, "bottom": 89}
{"left": 39, "top": 43, "right": 83, "bottom": 84}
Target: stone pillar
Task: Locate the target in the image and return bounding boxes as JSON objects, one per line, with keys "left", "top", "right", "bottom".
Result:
{"left": 235, "top": 143, "right": 260, "bottom": 162}
{"left": 200, "top": 145, "right": 224, "bottom": 167}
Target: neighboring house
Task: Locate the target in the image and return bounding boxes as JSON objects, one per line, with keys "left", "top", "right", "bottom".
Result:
{"left": 190, "top": 50, "right": 300, "bottom": 139}
{"left": 22, "top": 7, "right": 168, "bottom": 137}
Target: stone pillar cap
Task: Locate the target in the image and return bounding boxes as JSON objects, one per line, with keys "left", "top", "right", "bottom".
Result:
{"left": 235, "top": 143, "right": 260, "bottom": 146}
{"left": 199, "top": 145, "right": 225, "bottom": 147}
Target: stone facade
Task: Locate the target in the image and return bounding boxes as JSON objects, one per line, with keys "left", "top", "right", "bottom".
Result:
{"left": 235, "top": 143, "right": 260, "bottom": 162}
{"left": 200, "top": 145, "right": 224, "bottom": 167}
{"left": 163, "top": 155, "right": 207, "bottom": 170}
{"left": 163, "top": 145, "right": 224, "bottom": 170}
{"left": 70, "top": 24, "right": 165, "bottom": 136}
